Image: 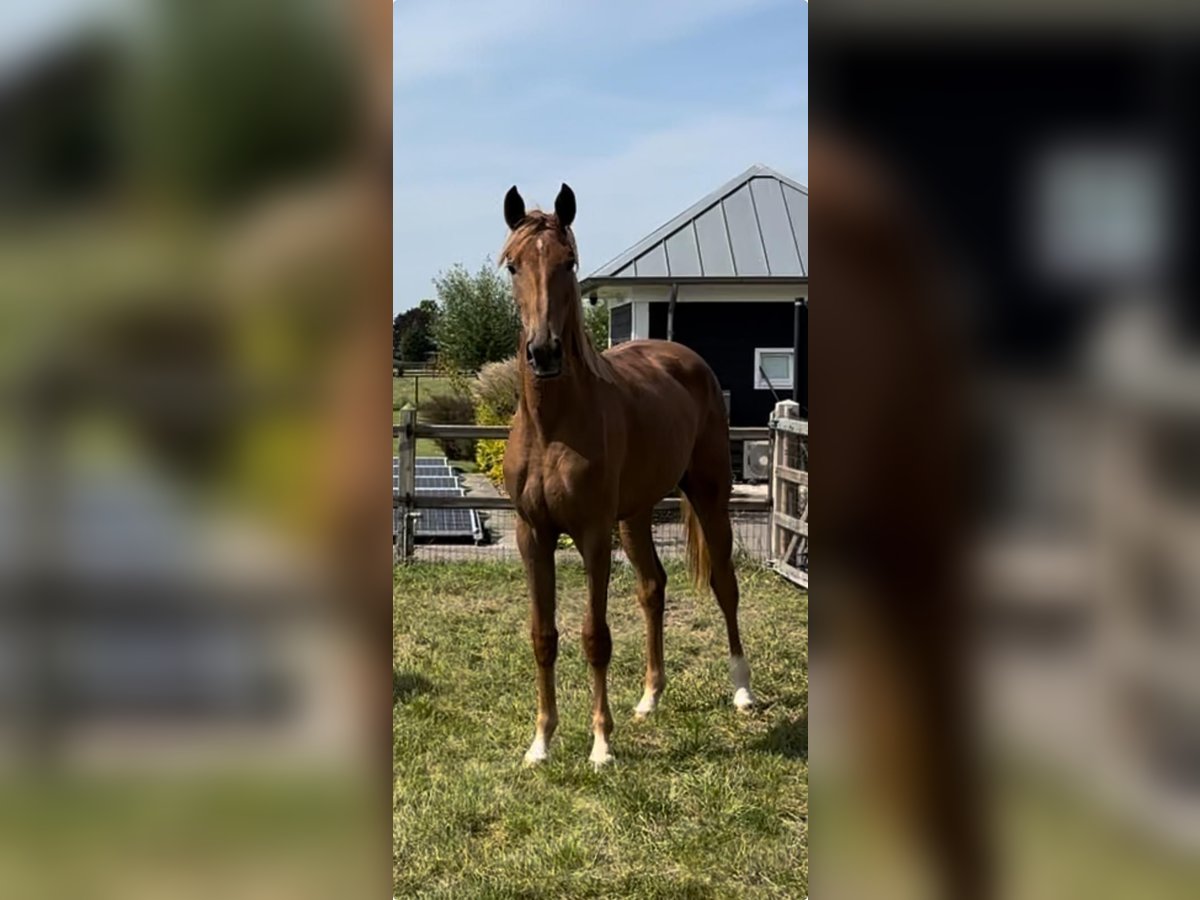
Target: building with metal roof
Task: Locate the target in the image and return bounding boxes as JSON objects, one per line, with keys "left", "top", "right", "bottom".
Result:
{"left": 581, "top": 164, "right": 808, "bottom": 288}
{"left": 581, "top": 164, "right": 807, "bottom": 451}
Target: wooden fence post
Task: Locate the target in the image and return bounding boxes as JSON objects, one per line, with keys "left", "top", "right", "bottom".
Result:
{"left": 771, "top": 401, "right": 799, "bottom": 561}
{"left": 397, "top": 405, "right": 417, "bottom": 562}
{"left": 770, "top": 400, "right": 808, "bottom": 588}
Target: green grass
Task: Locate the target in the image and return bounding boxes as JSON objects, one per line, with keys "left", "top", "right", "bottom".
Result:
{"left": 394, "top": 374, "right": 456, "bottom": 412}
{"left": 393, "top": 375, "right": 478, "bottom": 469}
{"left": 0, "top": 774, "right": 380, "bottom": 898}
{"left": 393, "top": 560, "right": 808, "bottom": 899}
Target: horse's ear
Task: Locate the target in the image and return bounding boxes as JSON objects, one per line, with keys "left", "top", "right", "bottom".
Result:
{"left": 504, "top": 186, "right": 525, "bottom": 230}
{"left": 554, "top": 183, "right": 576, "bottom": 228}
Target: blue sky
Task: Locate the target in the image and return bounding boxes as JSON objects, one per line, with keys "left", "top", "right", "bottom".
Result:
{"left": 393, "top": 0, "right": 808, "bottom": 312}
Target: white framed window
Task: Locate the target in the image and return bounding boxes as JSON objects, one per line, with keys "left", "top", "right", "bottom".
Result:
{"left": 754, "top": 348, "right": 794, "bottom": 390}
{"left": 1027, "top": 140, "right": 1169, "bottom": 287}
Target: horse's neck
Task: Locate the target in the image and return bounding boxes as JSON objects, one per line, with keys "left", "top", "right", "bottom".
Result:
{"left": 518, "top": 341, "right": 605, "bottom": 440}
{"left": 516, "top": 289, "right": 612, "bottom": 439}
{"left": 519, "top": 364, "right": 592, "bottom": 438}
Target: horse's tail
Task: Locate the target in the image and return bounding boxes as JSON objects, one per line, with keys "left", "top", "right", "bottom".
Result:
{"left": 681, "top": 495, "right": 711, "bottom": 596}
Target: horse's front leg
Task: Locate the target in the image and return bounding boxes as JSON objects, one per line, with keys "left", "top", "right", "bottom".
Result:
{"left": 579, "top": 524, "right": 615, "bottom": 768}
{"left": 517, "top": 519, "right": 558, "bottom": 765}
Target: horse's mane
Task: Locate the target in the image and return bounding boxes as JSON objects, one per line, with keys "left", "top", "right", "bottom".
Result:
{"left": 500, "top": 209, "right": 576, "bottom": 267}
{"left": 501, "top": 210, "right": 615, "bottom": 384}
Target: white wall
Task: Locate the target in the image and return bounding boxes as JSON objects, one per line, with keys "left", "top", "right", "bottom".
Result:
{"left": 630, "top": 283, "right": 806, "bottom": 304}
{"left": 606, "top": 283, "right": 805, "bottom": 341}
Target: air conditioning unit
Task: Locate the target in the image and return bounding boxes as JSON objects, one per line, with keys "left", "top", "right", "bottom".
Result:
{"left": 742, "top": 440, "right": 771, "bottom": 483}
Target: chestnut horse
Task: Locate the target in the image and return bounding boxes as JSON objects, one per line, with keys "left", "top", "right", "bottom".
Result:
{"left": 501, "top": 183, "right": 755, "bottom": 768}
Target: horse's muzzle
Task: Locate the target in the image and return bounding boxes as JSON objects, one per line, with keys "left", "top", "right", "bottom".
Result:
{"left": 526, "top": 337, "right": 563, "bottom": 378}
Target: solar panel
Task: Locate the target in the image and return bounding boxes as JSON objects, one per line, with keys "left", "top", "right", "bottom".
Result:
{"left": 395, "top": 456, "right": 456, "bottom": 495}
{"left": 414, "top": 475, "right": 459, "bottom": 489}
{"left": 415, "top": 457, "right": 452, "bottom": 473}
{"left": 413, "top": 488, "right": 483, "bottom": 542}
{"left": 414, "top": 507, "right": 483, "bottom": 539}
{"left": 393, "top": 455, "right": 484, "bottom": 543}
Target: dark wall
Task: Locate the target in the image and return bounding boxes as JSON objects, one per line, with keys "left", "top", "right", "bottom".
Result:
{"left": 648, "top": 301, "right": 796, "bottom": 428}
{"left": 814, "top": 36, "right": 1200, "bottom": 361}
{"left": 610, "top": 303, "right": 632, "bottom": 345}
{"left": 648, "top": 302, "right": 668, "bottom": 340}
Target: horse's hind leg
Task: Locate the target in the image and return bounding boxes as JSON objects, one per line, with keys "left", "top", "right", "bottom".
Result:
{"left": 619, "top": 511, "right": 667, "bottom": 718}
{"left": 683, "top": 463, "right": 756, "bottom": 711}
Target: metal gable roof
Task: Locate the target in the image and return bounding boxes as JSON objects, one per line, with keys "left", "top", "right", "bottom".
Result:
{"left": 582, "top": 164, "right": 808, "bottom": 287}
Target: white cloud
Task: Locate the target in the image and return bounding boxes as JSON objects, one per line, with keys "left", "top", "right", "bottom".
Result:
{"left": 568, "top": 112, "right": 808, "bottom": 270}
{"left": 393, "top": 0, "right": 789, "bottom": 87}
{"left": 394, "top": 107, "right": 806, "bottom": 305}
{"left": 392, "top": 0, "right": 807, "bottom": 308}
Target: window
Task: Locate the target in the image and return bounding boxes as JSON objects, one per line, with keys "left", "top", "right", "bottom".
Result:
{"left": 1029, "top": 141, "right": 1168, "bottom": 286}
{"left": 610, "top": 303, "right": 632, "bottom": 345}
{"left": 754, "top": 348, "right": 793, "bottom": 390}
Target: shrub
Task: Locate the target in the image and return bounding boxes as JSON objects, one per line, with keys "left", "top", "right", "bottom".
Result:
{"left": 584, "top": 301, "right": 609, "bottom": 352}
{"left": 474, "top": 357, "right": 521, "bottom": 419}
{"left": 473, "top": 357, "right": 521, "bottom": 488}
{"left": 417, "top": 391, "right": 475, "bottom": 460}
{"left": 475, "top": 433, "right": 507, "bottom": 490}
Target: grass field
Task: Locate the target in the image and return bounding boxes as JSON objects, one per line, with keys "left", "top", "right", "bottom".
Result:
{"left": 393, "top": 559, "right": 808, "bottom": 899}
{"left": 393, "top": 374, "right": 477, "bottom": 469}
{"left": 0, "top": 775, "right": 381, "bottom": 897}
{"left": 393, "top": 374, "right": 456, "bottom": 412}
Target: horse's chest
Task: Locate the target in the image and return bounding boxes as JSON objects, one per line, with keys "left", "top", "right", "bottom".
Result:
{"left": 510, "top": 446, "right": 603, "bottom": 525}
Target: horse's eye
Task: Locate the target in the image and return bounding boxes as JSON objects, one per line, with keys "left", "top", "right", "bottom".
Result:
{"left": 506, "top": 263, "right": 517, "bottom": 275}
{"left": 564, "top": 257, "right": 576, "bottom": 269}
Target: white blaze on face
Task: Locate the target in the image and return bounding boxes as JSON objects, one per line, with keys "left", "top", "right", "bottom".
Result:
{"left": 730, "top": 655, "right": 756, "bottom": 710}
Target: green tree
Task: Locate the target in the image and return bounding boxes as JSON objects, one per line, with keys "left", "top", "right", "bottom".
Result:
{"left": 130, "top": 0, "right": 358, "bottom": 206}
{"left": 432, "top": 261, "right": 520, "bottom": 372}
{"left": 393, "top": 299, "right": 439, "bottom": 363}
{"left": 584, "top": 301, "right": 609, "bottom": 352}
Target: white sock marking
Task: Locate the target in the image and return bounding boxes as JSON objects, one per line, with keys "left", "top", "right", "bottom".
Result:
{"left": 589, "top": 733, "right": 614, "bottom": 768}
{"left": 524, "top": 735, "right": 548, "bottom": 766}
{"left": 730, "top": 655, "right": 756, "bottom": 710}
{"left": 634, "top": 689, "right": 659, "bottom": 718}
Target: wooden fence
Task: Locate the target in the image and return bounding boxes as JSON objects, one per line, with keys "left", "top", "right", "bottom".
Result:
{"left": 769, "top": 400, "right": 808, "bottom": 588}
{"left": 393, "top": 409, "right": 807, "bottom": 589}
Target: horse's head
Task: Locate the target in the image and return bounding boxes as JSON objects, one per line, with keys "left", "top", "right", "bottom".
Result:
{"left": 501, "top": 184, "right": 579, "bottom": 378}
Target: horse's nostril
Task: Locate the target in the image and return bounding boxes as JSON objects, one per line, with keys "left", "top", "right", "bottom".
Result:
{"left": 526, "top": 336, "right": 562, "bottom": 373}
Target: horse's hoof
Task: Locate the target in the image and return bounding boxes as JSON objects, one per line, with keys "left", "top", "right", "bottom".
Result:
{"left": 589, "top": 750, "right": 615, "bottom": 769}
{"left": 733, "top": 688, "right": 757, "bottom": 711}
{"left": 588, "top": 740, "right": 615, "bottom": 768}
{"left": 523, "top": 739, "right": 549, "bottom": 766}
{"left": 633, "top": 695, "right": 659, "bottom": 719}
